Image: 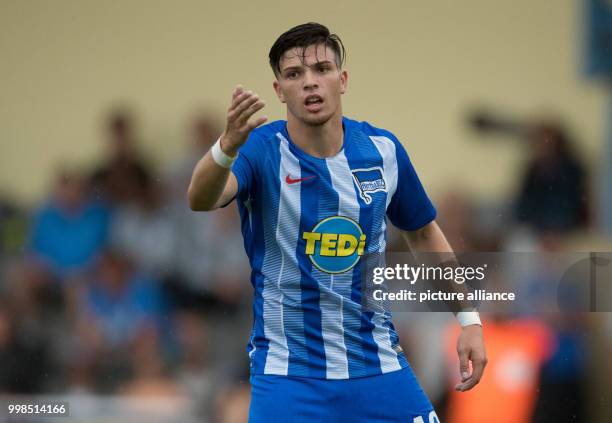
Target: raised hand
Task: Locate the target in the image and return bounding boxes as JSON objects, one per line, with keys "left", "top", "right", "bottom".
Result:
{"left": 220, "top": 85, "right": 268, "bottom": 156}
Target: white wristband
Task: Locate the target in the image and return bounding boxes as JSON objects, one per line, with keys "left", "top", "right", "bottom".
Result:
{"left": 457, "top": 311, "right": 482, "bottom": 327}
{"left": 211, "top": 137, "right": 237, "bottom": 168}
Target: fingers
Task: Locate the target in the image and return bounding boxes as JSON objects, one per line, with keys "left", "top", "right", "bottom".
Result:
{"left": 229, "top": 91, "right": 265, "bottom": 122}
{"left": 469, "top": 354, "right": 487, "bottom": 386}
{"left": 232, "top": 95, "right": 263, "bottom": 121}
{"left": 232, "top": 85, "right": 243, "bottom": 100}
{"left": 239, "top": 98, "right": 266, "bottom": 123}
{"left": 224, "top": 85, "right": 267, "bottom": 148}
{"left": 455, "top": 353, "right": 487, "bottom": 392}
{"left": 247, "top": 115, "right": 268, "bottom": 131}
{"left": 229, "top": 90, "right": 252, "bottom": 112}
{"left": 458, "top": 349, "right": 470, "bottom": 381}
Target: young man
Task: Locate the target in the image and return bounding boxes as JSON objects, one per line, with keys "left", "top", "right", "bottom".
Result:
{"left": 188, "top": 22, "right": 486, "bottom": 422}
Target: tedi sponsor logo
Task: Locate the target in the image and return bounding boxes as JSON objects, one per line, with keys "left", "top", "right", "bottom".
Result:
{"left": 302, "top": 216, "right": 366, "bottom": 274}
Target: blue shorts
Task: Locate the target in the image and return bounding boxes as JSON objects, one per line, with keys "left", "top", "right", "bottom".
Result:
{"left": 249, "top": 366, "right": 440, "bottom": 423}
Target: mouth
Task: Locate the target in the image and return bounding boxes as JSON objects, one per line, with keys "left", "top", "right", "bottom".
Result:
{"left": 304, "top": 95, "right": 324, "bottom": 112}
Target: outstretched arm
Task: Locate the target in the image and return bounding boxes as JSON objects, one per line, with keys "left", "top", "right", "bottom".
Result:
{"left": 401, "top": 220, "right": 487, "bottom": 392}
{"left": 188, "top": 85, "right": 267, "bottom": 211}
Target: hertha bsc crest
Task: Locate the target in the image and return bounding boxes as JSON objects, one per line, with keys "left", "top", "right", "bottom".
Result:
{"left": 351, "top": 167, "right": 387, "bottom": 204}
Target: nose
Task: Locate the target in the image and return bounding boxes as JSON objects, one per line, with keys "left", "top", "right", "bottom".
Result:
{"left": 303, "top": 68, "right": 318, "bottom": 90}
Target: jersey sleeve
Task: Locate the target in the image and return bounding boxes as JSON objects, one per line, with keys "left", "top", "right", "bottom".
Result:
{"left": 386, "top": 139, "right": 437, "bottom": 231}
{"left": 230, "top": 133, "right": 261, "bottom": 201}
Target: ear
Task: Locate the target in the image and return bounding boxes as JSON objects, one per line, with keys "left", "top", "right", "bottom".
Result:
{"left": 273, "top": 79, "right": 286, "bottom": 103}
{"left": 340, "top": 70, "right": 348, "bottom": 94}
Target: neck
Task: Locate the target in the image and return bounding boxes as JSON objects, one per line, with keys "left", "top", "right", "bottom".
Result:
{"left": 286, "top": 111, "right": 344, "bottom": 158}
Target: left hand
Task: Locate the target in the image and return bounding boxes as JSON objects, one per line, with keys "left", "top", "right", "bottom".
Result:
{"left": 455, "top": 324, "right": 487, "bottom": 392}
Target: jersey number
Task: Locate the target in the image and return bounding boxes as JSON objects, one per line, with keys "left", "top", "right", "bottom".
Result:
{"left": 413, "top": 411, "right": 440, "bottom": 423}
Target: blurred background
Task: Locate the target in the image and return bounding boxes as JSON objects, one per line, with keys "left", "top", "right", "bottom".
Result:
{"left": 1, "top": 0, "right": 611, "bottom": 422}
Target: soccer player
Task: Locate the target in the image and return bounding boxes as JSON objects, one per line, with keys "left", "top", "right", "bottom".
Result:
{"left": 188, "top": 22, "right": 487, "bottom": 422}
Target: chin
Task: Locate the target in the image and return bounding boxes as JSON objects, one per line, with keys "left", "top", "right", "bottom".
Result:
{"left": 303, "top": 116, "right": 328, "bottom": 126}
{"left": 301, "top": 111, "right": 335, "bottom": 126}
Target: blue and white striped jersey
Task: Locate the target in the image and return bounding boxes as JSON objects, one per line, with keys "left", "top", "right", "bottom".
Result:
{"left": 231, "top": 117, "right": 436, "bottom": 379}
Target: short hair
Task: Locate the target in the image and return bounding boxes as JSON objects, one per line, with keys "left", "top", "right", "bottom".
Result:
{"left": 268, "top": 22, "right": 346, "bottom": 75}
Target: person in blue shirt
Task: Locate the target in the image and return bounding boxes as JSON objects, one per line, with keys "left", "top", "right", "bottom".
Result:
{"left": 188, "top": 22, "right": 486, "bottom": 422}
{"left": 30, "top": 167, "right": 110, "bottom": 279}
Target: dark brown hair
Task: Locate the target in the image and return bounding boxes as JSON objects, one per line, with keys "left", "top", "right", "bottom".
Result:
{"left": 268, "top": 22, "right": 346, "bottom": 75}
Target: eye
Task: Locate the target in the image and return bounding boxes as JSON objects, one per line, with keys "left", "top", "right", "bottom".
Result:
{"left": 317, "top": 64, "right": 331, "bottom": 73}
{"left": 286, "top": 70, "right": 299, "bottom": 79}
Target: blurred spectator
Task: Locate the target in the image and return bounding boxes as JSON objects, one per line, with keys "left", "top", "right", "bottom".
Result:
{"left": 161, "top": 112, "right": 249, "bottom": 312}
{"left": 532, "top": 318, "right": 589, "bottom": 423}
{"left": 0, "top": 265, "right": 56, "bottom": 393}
{"left": 174, "top": 311, "right": 216, "bottom": 420}
{"left": 503, "top": 230, "right": 591, "bottom": 421}
{"left": 108, "top": 177, "right": 176, "bottom": 279}
{"left": 90, "top": 109, "right": 153, "bottom": 207}
{"left": 164, "top": 204, "right": 248, "bottom": 312}
{"left": 164, "top": 112, "right": 220, "bottom": 205}
{"left": 530, "top": 238, "right": 590, "bottom": 423}
{"left": 80, "top": 250, "right": 165, "bottom": 349}
{"left": 103, "top": 329, "right": 193, "bottom": 422}
{"left": 515, "top": 121, "right": 589, "bottom": 233}
{"left": 29, "top": 167, "right": 110, "bottom": 279}
{"left": 0, "top": 302, "right": 51, "bottom": 393}
{"left": 213, "top": 382, "right": 251, "bottom": 423}
{"left": 122, "top": 329, "right": 183, "bottom": 397}
{"left": 0, "top": 303, "right": 51, "bottom": 393}
{"left": 436, "top": 190, "right": 478, "bottom": 252}
{"left": 71, "top": 250, "right": 168, "bottom": 392}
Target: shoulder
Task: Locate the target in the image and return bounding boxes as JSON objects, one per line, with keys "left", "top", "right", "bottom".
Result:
{"left": 248, "top": 120, "right": 286, "bottom": 143}
{"left": 345, "top": 117, "right": 405, "bottom": 155}
{"left": 235, "top": 120, "right": 284, "bottom": 163}
{"left": 239, "top": 120, "right": 285, "bottom": 157}
{"left": 345, "top": 117, "right": 402, "bottom": 145}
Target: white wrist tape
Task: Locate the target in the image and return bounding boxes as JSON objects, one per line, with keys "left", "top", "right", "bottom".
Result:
{"left": 211, "top": 138, "right": 237, "bottom": 168}
{"left": 457, "top": 311, "right": 482, "bottom": 327}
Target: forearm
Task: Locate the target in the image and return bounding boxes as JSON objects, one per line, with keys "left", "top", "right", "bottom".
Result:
{"left": 407, "top": 228, "right": 488, "bottom": 391}
{"left": 401, "top": 220, "right": 453, "bottom": 256}
{"left": 187, "top": 149, "right": 232, "bottom": 211}
{"left": 401, "top": 222, "right": 475, "bottom": 315}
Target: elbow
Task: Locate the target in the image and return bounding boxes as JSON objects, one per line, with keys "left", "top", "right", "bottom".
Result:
{"left": 188, "top": 200, "right": 204, "bottom": 212}
{"left": 188, "top": 199, "right": 212, "bottom": 212}
{"left": 187, "top": 186, "right": 211, "bottom": 212}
